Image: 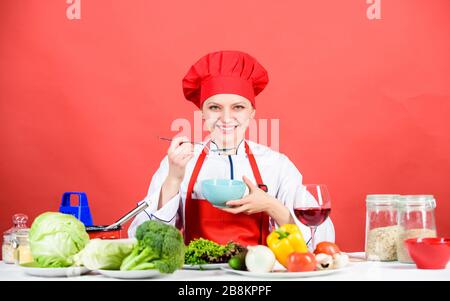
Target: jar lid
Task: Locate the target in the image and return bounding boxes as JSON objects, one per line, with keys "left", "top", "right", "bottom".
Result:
{"left": 397, "top": 195, "right": 436, "bottom": 208}
{"left": 366, "top": 194, "right": 400, "bottom": 205}
{"left": 12, "top": 213, "right": 28, "bottom": 227}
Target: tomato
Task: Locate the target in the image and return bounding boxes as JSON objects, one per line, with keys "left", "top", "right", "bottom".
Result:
{"left": 314, "top": 241, "right": 341, "bottom": 256}
{"left": 286, "top": 252, "right": 316, "bottom": 272}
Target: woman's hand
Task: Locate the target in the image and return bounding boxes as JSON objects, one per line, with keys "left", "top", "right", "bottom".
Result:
{"left": 222, "top": 176, "right": 294, "bottom": 226}
{"left": 158, "top": 136, "right": 194, "bottom": 210}
{"left": 222, "top": 176, "right": 272, "bottom": 214}
{"left": 167, "top": 136, "right": 194, "bottom": 182}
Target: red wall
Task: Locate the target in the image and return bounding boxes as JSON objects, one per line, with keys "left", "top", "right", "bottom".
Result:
{"left": 1, "top": 0, "right": 449, "bottom": 252}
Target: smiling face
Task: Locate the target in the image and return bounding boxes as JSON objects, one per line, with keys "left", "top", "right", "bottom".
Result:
{"left": 202, "top": 94, "right": 255, "bottom": 149}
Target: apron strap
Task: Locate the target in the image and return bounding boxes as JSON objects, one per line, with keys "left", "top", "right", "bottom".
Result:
{"left": 185, "top": 143, "right": 209, "bottom": 203}
{"left": 245, "top": 142, "right": 272, "bottom": 243}
{"left": 245, "top": 142, "right": 267, "bottom": 192}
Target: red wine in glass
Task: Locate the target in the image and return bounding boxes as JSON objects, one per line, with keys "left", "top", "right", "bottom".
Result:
{"left": 294, "top": 184, "right": 332, "bottom": 251}
{"left": 294, "top": 207, "right": 331, "bottom": 227}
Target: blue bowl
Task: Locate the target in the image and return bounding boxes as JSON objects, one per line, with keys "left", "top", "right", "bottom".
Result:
{"left": 201, "top": 179, "right": 246, "bottom": 208}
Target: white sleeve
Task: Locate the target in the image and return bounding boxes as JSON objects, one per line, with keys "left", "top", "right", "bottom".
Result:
{"left": 127, "top": 156, "right": 181, "bottom": 238}
{"left": 276, "top": 156, "right": 335, "bottom": 245}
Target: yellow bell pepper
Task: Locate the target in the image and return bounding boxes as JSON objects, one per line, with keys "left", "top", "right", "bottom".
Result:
{"left": 266, "top": 224, "right": 308, "bottom": 268}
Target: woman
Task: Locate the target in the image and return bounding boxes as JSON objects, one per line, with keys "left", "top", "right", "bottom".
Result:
{"left": 129, "top": 50, "right": 334, "bottom": 247}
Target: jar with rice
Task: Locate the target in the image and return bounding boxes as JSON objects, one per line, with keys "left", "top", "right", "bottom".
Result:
{"left": 365, "top": 195, "right": 400, "bottom": 261}
{"left": 396, "top": 195, "right": 437, "bottom": 263}
{"left": 2, "top": 214, "right": 29, "bottom": 264}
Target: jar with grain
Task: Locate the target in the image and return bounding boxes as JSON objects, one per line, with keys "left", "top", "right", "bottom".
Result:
{"left": 396, "top": 195, "right": 437, "bottom": 263}
{"left": 11, "top": 228, "right": 33, "bottom": 265}
{"left": 365, "top": 194, "right": 400, "bottom": 261}
{"left": 2, "top": 214, "right": 29, "bottom": 264}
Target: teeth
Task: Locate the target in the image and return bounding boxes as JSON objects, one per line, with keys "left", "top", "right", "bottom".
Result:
{"left": 216, "top": 125, "right": 237, "bottom": 134}
{"left": 219, "top": 127, "right": 236, "bottom": 132}
{"left": 218, "top": 125, "right": 237, "bottom": 129}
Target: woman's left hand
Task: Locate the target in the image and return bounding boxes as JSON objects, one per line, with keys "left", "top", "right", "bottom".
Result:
{"left": 222, "top": 176, "right": 275, "bottom": 215}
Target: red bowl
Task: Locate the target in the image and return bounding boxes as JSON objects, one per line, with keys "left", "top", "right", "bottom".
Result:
{"left": 405, "top": 237, "right": 450, "bottom": 269}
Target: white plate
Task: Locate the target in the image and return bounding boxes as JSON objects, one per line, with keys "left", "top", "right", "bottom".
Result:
{"left": 220, "top": 266, "right": 348, "bottom": 278}
{"left": 183, "top": 263, "right": 229, "bottom": 270}
{"left": 97, "top": 269, "right": 167, "bottom": 279}
{"left": 20, "top": 263, "right": 90, "bottom": 277}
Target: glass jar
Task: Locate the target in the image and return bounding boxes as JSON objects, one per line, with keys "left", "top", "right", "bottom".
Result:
{"left": 396, "top": 195, "right": 437, "bottom": 263}
{"left": 2, "top": 214, "right": 29, "bottom": 264}
{"left": 365, "top": 194, "right": 400, "bottom": 261}
{"left": 2, "top": 232, "right": 14, "bottom": 264}
{"left": 11, "top": 228, "right": 33, "bottom": 265}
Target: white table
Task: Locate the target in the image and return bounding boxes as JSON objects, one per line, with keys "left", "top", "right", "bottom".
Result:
{"left": 1, "top": 253, "right": 449, "bottom": 281}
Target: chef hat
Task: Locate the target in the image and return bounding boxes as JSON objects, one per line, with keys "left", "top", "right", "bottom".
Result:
{"left": 182, "top": 50, "right": 269, "bottom": 108}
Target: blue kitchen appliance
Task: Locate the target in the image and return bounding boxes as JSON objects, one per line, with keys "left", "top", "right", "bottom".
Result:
{"left": 59, "top": 192, "right": 93, "bottom": 226}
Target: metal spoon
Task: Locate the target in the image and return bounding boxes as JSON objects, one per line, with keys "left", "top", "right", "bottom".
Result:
{"left": 158, "top": 136, "right": 204, "bottom": 145}
{"left": 158, "top": 137, "right": 236, "bottom": 152}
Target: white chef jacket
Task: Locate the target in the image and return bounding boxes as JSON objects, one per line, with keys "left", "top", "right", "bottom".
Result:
{"left": 128, "top": 140, "right": 335, "bottom": 246}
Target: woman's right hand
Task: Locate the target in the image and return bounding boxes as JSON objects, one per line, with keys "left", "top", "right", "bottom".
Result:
{"left": 167, "top": 136, "right": 194, "bottom": 182}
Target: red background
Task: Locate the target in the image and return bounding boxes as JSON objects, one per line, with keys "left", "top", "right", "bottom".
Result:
{"left": 1, "top": 0, "right": 449, "bottom": 252}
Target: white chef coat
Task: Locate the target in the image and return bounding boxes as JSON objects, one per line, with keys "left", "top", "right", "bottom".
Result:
{"left": 128, "top": 140, "right": 335, "bottom": 246}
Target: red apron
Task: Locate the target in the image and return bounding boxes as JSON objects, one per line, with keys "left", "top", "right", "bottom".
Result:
{"left": 184, "top": 141, "right": 271, "bottom": 246}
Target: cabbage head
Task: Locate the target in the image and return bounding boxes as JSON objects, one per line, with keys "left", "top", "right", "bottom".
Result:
{"left": 74, "top": 238, "right": 136, "bottom": 270}
{"left": 29, "top": 212, "right": 90, "bottom": 267}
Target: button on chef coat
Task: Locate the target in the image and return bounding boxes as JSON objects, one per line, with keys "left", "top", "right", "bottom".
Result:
{"left": 128, "top": 140, "right": 335, "bottom": 246}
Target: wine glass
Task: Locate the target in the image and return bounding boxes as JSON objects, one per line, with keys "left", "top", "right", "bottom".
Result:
{"left": 293, "top": 184, "right": 331, "bottom": 252}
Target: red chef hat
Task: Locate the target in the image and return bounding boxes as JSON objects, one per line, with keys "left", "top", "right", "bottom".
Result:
{"left": 182, "top": 50, "right": 269, "bottom": 108}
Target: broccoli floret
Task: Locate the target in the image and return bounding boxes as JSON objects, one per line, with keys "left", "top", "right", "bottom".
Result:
{"left": 120, "top": 220, "right": 185, "bottom": 273}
